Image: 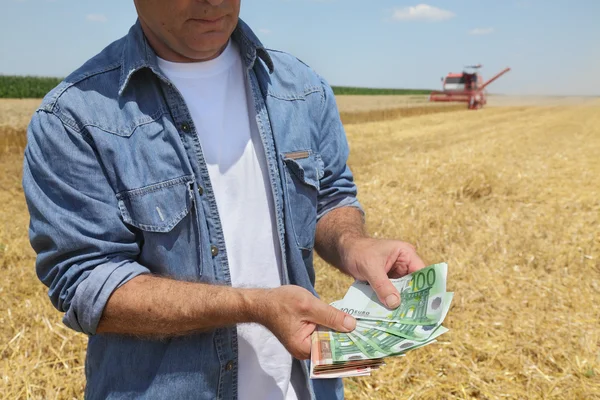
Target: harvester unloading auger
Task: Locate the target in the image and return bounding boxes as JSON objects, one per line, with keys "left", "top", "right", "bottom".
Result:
{"left": 429, "top": 65, "right": 511, "bottom": 109}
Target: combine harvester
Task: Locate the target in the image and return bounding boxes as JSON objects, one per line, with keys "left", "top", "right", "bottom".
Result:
{"left": 430, "top": 65, "right": 511, "bottom": 109}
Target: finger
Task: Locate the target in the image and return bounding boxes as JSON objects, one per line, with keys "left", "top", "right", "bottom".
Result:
{"left": 388, "top": 269, "right": 404, "bottom": 279}
{"left": 309, "top": 299, "right": 356, "bottom": 332}
{"left": 296, "top": 336, "right": 311, "bottom": 360}
{"left": 365, "top": 268, "right": 401, "bottom": 309}
{"left": 390, "top": 244, "right": 427, "bottom": 276}
{"left": 408, "top": 251, "right": 427, "bottom": 272}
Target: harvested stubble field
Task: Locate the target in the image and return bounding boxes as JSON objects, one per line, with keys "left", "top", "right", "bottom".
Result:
{"left": 335, "top": 95, "right": 463, "bottom": 124}
{"left": 1, "top": 96, "right": 599, "bottom": 399}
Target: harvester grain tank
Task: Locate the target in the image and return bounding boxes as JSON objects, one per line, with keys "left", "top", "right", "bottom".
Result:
{"left": 429, "top": 65, "right": 511, "bottom": 109}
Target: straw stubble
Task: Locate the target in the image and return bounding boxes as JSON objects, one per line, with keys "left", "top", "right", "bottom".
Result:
{"left": 1, "top": 97, "right": 599, "bottom": 399}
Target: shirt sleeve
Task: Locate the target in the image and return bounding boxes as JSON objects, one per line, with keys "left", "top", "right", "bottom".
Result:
{"left": 22, "top": 110, "right": 150, "bottom": 335}
{"left": 315, "top": 76, "right": 365, "bottom": 221}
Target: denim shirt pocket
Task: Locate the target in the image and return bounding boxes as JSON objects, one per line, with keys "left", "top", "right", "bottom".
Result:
{"left": 116, "top": 175, "right": 194, "bottom": 232}
{"left": 281, "top": 151, "right": 324, "bottom": 251}
{"left": 116, "top": 175, "right": 203, "bottom": 278}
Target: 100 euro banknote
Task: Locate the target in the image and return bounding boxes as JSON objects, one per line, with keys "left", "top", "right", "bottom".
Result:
{"left": 350, "top": 325, "right": 449, "bottom": 359}
{"left": 355, "top": 292, "right": 454, "bottom": 341}
{"left": 312, "top": 324, "right": 449, "bottom": 364}
{"left": 338, "top": 262, "right": 448, "bottom": 324}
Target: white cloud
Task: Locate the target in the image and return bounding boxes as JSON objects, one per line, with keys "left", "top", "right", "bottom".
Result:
{"left": 86, "top": 14, "right": 107, "bottom": 23}
{"left": 469, "top": 27, "right": 494, "bottom": 35}
{"left": 258, "top": 28, "right": 272, "bottom": 35}
{"left": 392, "top": 4, "right": 455, "bottom": 22}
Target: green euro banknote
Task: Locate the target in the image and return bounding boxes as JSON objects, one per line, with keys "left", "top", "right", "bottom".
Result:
{"left": 312, "top": 323, "right": 450, "bottom": 366}
{"left": 311, "top": 327, "right": 385, "bottom": 368}
{"left": 355, "top": 292, "right": 454, "bottom": 341}
{"left": 351, "top": 325, "right": 449, "bottom": 358}
{"left": 338, "top": 262, "right": 448, "bottom": 325}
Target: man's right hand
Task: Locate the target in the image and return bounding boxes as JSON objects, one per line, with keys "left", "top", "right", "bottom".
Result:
{"left": 256, "top": 286, "right": 356, "bottom": 360}
{"left": 96, "top": 275, "right": 355, "bottom": 356}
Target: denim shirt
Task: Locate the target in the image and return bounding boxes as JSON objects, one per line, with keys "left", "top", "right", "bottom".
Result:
{"left": 22, "top": 19, "right": 361, "bottom": 400}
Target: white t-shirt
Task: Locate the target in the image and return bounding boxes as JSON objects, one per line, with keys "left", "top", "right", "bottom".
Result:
{"left": 158, "top": 41, "right": 308, "bottom": 400}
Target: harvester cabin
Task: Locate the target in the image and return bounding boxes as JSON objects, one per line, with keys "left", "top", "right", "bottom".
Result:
{"left": 443, "top": 73, "right": 482, "bottom": 92}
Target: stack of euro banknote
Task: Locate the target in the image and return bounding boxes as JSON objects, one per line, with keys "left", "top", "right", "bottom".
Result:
{"left": 310, "top": 262, "right": 453, "bottom": 379}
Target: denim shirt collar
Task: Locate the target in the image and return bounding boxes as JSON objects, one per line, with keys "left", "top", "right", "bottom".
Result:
{"left": 118, "top": 18, "right": 274, "bottom": 96}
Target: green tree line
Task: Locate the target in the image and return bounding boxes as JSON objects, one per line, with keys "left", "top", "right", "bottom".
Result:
{"left": 0, "top": 75, "right": 432, "bottom": 98}
{"left": 0, "top": 76, "right": 63, "bottom": 98}
{"left": 331, "top": 86, "right": 432, "bottom": 95}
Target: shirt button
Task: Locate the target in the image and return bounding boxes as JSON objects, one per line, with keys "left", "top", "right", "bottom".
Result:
{"left": 225, "top": 360, "right": 234, "bottom": 371}
{"left": 197, "top": 186, "right": 204, "bottom": 196}
{"left": 181, "top": 123, "right": 190, "bottom": 133}
{"left": 211, "top": 245, "right": 219, "bottom": 257}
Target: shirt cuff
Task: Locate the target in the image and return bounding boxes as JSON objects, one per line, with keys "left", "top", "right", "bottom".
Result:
{"left": 317, "top": 195, "right": 365, "bottom": 222}
{"left": 63, "top": 257, "right": 150, "bottom": 335}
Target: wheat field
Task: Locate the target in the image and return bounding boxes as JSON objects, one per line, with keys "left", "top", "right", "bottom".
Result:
{"left": 1, "top": 97, "right": 599, "bottom": 399}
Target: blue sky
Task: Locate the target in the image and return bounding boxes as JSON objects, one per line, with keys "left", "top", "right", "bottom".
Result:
{"left": 2, "top": 0, "right": 599, "bottom": 95}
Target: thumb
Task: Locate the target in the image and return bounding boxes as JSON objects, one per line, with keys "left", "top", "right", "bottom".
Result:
{"left": 309, "top": 299, "right": 356, "bottom": 333}
{"left": 366, "top": 270, "right": 401, "bottom": 309}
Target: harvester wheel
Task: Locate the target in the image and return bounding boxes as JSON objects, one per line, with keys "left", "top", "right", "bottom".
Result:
{"left": 469, "top": 97, "right": 476, "bottom": 110}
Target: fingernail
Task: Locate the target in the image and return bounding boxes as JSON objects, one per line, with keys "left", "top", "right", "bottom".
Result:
{"left": 343, "top": 315, "right": 356, "bottom": 331}
{"left": 386, "top": 294, "right": 400, "bottom": 308}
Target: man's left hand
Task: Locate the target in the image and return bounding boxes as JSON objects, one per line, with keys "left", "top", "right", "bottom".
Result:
{"left": 341, "top": 238, "right": 426, "bottom": 309}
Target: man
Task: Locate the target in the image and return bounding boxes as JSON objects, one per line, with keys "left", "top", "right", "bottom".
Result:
{"left": 22, "top": 1, "right": 425, "bottom": 399}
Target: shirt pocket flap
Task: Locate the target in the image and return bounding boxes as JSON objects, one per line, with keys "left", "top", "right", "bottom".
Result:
{"left": 116, "top": 175, "right": 195, "bottom": 233}
{"left": 282, "top": 151, "right": 323, "bottom": 190}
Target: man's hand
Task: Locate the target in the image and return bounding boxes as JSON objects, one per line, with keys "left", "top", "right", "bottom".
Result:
{"left": 98, "top": 276, "right": 355, "bottom": 352}
{"left": 341, "top": 238, "right": 426, "bottom": 309}
{"left": 315, "top": 207, "right": 427, "bottom": 310}
{"left": 257, "top": 286, "right": 356, "bottom": 360}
